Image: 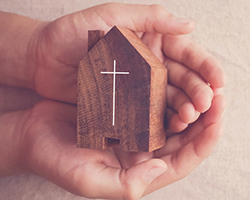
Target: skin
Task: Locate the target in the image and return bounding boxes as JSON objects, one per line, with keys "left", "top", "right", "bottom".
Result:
{"left": 0, "top": 3, "right": 226, "bottom": 200}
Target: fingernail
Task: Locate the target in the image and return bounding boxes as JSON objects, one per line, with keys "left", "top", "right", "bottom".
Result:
{"left": 144, "top": 167, "right": 167, "bottom": 184}
{"left": 192, "top": 110, "right": 200, "bottom": 122}
{"left": 173, "top": 17, "right": 194, "bottom": 24}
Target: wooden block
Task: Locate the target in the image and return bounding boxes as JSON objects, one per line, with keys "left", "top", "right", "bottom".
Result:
{"left": 77, "top": 26, "right": 167, "bottom": 152}
{"left": 87, "top": 30, "right": 105, "bottom": 51}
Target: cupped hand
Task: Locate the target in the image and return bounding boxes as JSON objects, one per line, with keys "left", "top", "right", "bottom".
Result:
{"left": 0, "top": 3, "right": 227, "bottom": 200}
{"left": 27, "top": 3, "right": 225, "bottom": 132}
{"left": 29, "top": 3, "right": 195, "bottom": 104}
{"left": 9, "top": 90, "right": 225, "bottom": 200}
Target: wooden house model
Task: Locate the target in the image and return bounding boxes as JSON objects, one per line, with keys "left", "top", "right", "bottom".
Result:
{"left": 77, "top": 26, "right": 168, "bottom": 152}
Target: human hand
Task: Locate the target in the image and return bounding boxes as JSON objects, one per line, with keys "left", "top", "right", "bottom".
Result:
{"left": 0, "top": 3, "right": 226, "bottom": 200}
{"left": 25, "top": 3, "right": 225, "bottom": 132}
{"left": 0, "top": 92, "right": 226, "bottom": 199}
{"left": 26, "top": 3, "right": 196, "bottom": 104}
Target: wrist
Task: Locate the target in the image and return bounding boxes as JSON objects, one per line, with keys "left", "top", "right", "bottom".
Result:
{"left": 0, "top": 12, "right": 43, "bottom": 89}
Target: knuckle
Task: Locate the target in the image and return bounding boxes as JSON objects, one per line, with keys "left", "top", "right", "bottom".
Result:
{"left": 181, "top": 42, "right": 195, "bottom": 64}
{"left": 120, "top": 171, "right": 141, "bottom": 200}
{"left": 149, "top": 4, "right": 172, "bottom": 18}
{"left": 180, "top": 70, "right": 193, "bottom": 90}
{"left": 122, "top": 192, "right": 139, "bottom": 200}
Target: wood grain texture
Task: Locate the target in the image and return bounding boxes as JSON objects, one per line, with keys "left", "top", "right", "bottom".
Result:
{"left": 77, "top": 26, "right": 167, "bottom": 152}
{"left": 88, "top": 30, "right": 104, "bottom": 51}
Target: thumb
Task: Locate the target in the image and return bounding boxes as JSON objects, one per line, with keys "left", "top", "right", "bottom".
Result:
{"left": 122, "top": 159, "right": 168, "bottom": 200}
{"left": 80, "top": 159, "right": 167, "bottom": 200}
{"left": 89, "top": 3, "right": 195, "bottom": 35}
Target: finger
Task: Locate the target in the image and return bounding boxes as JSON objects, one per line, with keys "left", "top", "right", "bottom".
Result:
{"left": 112, "top": 146, "right": 154, "bottom": 169}
{"left": 165, "top": 108, "right": 188, "bottom": 133}
{"left": 165, "top": 83, "right": 201, "bottom": 133}
{"left": 212, "top": 87, "right": 224, "bottom": 96}
{"left": 89, "top": 3, "right": 195, "bottom": 35}
{"left": 55, "top": 3, "right": 195, "bottom": 64}
{"left": 140, "top": 32, "right": 165, "bottom": 62}
{"left": 146, "top": 95, "right": 226, "bottom": 195}
{"left": 155, "top": 95, "right": 226, "bottom": 158}
{"left": 167, "top": 84, "right": 200, "bottom": 123}
{"left": 165, "top": 58, "right": 214, "bottom": 113}
{"left": 201, "top": 95, "right": 227, "bottom": 128}
{"left": 76, "top": 159, "right": 167, "bottom": 199}
{"left": 162, "top": 35, "right": 226, "bottom": 88}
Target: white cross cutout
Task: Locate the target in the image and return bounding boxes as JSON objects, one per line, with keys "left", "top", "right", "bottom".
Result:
{"left": 101, "top": 60, "right": 129, "bottom": 126}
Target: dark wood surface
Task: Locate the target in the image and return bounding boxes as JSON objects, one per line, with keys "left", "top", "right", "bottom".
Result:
{"left": 88, "top": 30, "right": 104, "bottom": 52}
{"left": 77, "top": 26, "right": 167, "bottom": 152}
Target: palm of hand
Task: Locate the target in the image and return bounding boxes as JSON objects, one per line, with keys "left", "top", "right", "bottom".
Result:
{"left": 19, "top": 92, "right": 224, "bottom": 199}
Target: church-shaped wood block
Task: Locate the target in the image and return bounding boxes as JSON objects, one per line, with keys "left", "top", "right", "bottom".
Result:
{"left": 77, "top": 26, "right": 168, "bottom": 152}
